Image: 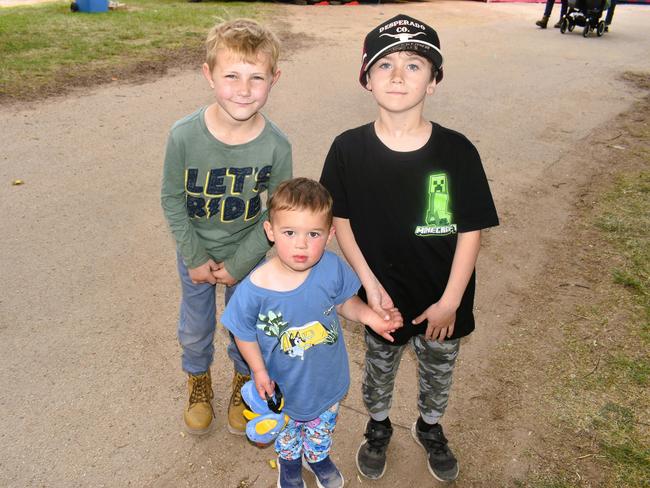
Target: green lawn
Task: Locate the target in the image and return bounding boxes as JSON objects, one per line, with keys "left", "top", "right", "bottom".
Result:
{"left": 0, "top": 0, "right": 267, "bottom": 100}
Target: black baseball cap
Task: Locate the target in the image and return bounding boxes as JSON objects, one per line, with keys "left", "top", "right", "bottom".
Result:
{"left": 359, "top": 14, "right": 444, "bottom": 89}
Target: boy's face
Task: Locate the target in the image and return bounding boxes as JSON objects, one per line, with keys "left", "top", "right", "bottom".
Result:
{"left": 263, "top": 208, "right": 334, "bottom": 274}
{"left": 202, "top": 49, "right": 280, "bottom": 124}
{"left": 365, "top": 51, "right": 436, "bottom": 114}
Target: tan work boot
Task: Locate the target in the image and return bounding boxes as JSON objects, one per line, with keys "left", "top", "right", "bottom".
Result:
{"left": 227, "top": 371, "right": 250, "bottom": 435}
{"left": 183, "top": 371, "right": 214, "bottom": 435}
{"left": 535, "top": 15, "right": 549, "bottom": 28}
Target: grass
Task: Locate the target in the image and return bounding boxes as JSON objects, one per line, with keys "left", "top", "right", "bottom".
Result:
{"left": 544, "top": 130, "right": 649, "bottom": 485}
{"left": 505, "top": 75, "right": 650, "bottom": 488}
{"left": 591, "top": 170, "right": 650, "bottom": 486}
{"left": 548, "top": 168, "right": 650, "bottom": 488}
{"left": 0, "top": 0, "right": 267, "bottom": 101}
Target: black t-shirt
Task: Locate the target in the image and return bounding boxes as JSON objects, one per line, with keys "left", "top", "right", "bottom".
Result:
{"left": 320, "top": 122, "right": 499, "bottom": 345}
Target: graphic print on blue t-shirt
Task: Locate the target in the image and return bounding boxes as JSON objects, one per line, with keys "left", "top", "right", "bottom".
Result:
{"left": 184, "top": 165, "right": 272, "bottom": 221}
{"left": 257, "top": 310, "right": 339, "bottom": 361}
{"left": 414, "top": 172, "right": 458, "bottom": 237}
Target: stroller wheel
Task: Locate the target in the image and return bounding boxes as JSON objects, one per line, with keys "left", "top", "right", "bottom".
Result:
{"left": 560, "top": 18, "right": 568, "bottom": 34}
{"left": 568, "top": 21, "right": 575, "bottom": 32}
{"left": 596, "top": 21, "right": 605, "bottom": 36}
{"left": 583, "top": 24, "right": 590, "bottom": 38}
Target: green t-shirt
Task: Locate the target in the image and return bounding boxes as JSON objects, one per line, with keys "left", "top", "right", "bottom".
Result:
{"left": 161, "top": 107, "right": 292, "bottom": 279}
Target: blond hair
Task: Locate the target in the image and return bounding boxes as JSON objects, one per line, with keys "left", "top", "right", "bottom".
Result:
{"left": 268, "top": 178, "right": 333, "bottom": 226}
{"left": 205, "top": 18, "right": 280, "bottom": 74}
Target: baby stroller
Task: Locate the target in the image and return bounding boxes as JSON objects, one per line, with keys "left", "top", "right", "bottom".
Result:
{"left": 560, "top": 0, "right": 608, "bottom": 37}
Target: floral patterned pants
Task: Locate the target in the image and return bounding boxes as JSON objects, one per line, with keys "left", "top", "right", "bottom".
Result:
{"left": 275, "top": 403, "right": 339, "bottom": 462}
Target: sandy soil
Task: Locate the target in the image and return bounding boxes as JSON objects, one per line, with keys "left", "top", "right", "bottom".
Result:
{"left": 1, "top": 2, "right": 649, "bottom": 487}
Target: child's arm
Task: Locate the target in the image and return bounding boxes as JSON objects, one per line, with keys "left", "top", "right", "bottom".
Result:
{"left": 412, "top": 230, "right": 481, "bottom": 342}
{"left": 189, "top": 260, "right": 220, "bottom": 285}
{"left": 211, "top": 262, "right": 237, "bottom": 286}
{"left": 222, "top": 146, "right": 293, "bottom": 282}
{"left": 337, "top": 295, "right": 403, "bottom": 342}
{"left": 161, "top": 131, "right": 218, "bottom": 283}
{"left": 333, "top": 217, "right": 394, "bottom": 320}
{"left": 234, "top": 337, "right": 275, "bottom": 399}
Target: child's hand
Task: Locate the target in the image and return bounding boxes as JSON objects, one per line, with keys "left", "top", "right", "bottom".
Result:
{"left": 212, "top": 262, "right": 237, "bottom": 286}
{"left": 367, "top": 307, "right": 404, "bottom": 343}
{"left": 188, "top": 259, "right": 219, "bottom": 285}
{"left": 253, "top": 369, "right": 275, "bottom": 400}
{"left": 366, "top": 282, "right": 395, "bottom": 320}
{"left": 412, "top": 301, "right": 457, "bottom": 342}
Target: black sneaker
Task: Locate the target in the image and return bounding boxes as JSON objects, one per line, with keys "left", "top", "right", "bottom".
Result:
{"left": 355, "top": 419, "right": 393, "bottom": 479}
{"left": 411, "top": 420, "right": 459, "bottom": 482}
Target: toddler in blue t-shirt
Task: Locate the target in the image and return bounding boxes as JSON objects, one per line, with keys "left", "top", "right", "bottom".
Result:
{"left": 222, "top": 178, "right": 402, "bottom": 488}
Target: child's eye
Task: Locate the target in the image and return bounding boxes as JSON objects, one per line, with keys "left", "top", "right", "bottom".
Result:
{"left": 378, "top": 62, "right": 391, "bottom": 70}
{"left": 308, "top": 232, "right": 321, "bottom": 238}
{"left": 407, "top": 63, "right": 420, "bottom": 71}
{"left": 225, "top": 74, "right": 237, "bottom": 79}
{"left": 252, "top": 75, "right": 266, "bottom": 81}
{"left": 284, "top": 230, "right": 294, "bottom": 237}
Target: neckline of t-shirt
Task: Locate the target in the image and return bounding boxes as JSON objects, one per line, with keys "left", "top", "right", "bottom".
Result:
{"left": 368, "top": 121, "right": 436, "bottom": 158}
{"left": 199, "top": 106, "right": 270, "bottom": 149}
{"left": 247, "top": 254, "right": 323, "bottom": 296}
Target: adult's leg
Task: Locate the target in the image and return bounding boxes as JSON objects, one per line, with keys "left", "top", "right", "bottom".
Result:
{"left": 537, "top": 0, "right": 556, "bottom": 28}
{"left": 543, "top": 0, "right": 556, "bottom": 17}
{"left": 605, "top": 0, "right": 616, "bottom": 24}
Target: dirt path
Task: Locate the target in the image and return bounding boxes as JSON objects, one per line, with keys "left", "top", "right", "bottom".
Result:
{"left": 1, "top": 2, "right": 649, "bottom": 487}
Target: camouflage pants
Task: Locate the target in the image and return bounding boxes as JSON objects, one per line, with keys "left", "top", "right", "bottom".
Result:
{"left": 362, "top": 331, "right": 460, "bottom": 424}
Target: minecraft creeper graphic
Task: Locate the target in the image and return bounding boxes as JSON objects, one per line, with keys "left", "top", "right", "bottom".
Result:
{"left": 425, "top": 173, "right": 452, "bottom": 226}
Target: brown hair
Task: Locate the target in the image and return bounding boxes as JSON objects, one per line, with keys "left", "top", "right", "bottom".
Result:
{"left": 268, "top": 178, "right": 333, "bottom": 226}
{"left": 205, "top": 18, "right": 280, "bottom": 74}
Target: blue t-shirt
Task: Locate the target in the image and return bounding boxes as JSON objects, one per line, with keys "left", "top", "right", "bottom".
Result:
{"left": 222, "top": 251, "right": 361, "bottom": 421}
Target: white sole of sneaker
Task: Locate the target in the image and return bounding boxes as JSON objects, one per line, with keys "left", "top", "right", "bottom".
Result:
{"left": 302, "top": 458, "right": 345, "bottom": 488}
{"left": 354, "top": 440, "right": 387, "bottom": 480}
{"left": 277, "top": 456, "right": 306, "bottom": 488}
{"left": 410, "top": 422, "right": 459, "bottom": 482}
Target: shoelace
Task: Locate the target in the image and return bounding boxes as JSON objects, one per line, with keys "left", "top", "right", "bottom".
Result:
{"left": 230, "top": 374, "right": 249, "bottom": 406}
{"left": 189, "top": 373, "right": 212, "bottom": 406}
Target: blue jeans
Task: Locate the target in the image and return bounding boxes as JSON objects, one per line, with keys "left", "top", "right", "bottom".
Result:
{"left": 543, "top": 0, "right": 568, "bottom": 18}
{"left": 176, "top": 251, "right": 249, "bottom": 375}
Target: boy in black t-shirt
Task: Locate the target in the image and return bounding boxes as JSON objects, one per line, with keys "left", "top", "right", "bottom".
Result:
{"left": 320, "top": 14, "right": 499, "bottom": 483}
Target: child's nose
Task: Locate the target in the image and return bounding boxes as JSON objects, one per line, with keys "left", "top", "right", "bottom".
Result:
{"left": 237, "top": 80, "right": 251, "bottom": 96}
{"left": 296, "top": 235, "right": 308, "bottom": 248}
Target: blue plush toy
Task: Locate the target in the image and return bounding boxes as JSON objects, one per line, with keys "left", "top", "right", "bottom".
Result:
{"left": 241, "top": 380, "right": 288, "bottom": 446}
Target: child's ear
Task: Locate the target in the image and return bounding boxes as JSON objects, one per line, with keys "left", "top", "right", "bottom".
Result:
{"left": 365, "top": 74, "right": 373, "bottom": 91}
{"left": 426, "top": 78, "right": 437, "bottom": 95}
{"left": 271, "top": 69, "right": 281, "bottom": 87}
{"left": 326, "top": 225, "right": 335, "bottom": 245}
{"left": 202, "top": 63, "right": 215, "bottom": 88}
{"left": 263, "top": 220, "right": 274, "bottom": 242}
